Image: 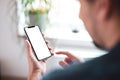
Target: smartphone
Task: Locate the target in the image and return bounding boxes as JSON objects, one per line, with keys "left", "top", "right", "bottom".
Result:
{"left": 24, "top": 26, "right": 52, "bottom": 61}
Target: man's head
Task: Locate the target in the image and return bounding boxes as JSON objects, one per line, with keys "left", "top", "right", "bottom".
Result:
{"left": 79, "top": 0, "right": 120, "bottom": 50}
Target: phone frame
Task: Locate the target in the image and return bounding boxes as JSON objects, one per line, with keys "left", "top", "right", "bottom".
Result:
{"left": 24, "top": 26, "right": 53, "bottom": 61}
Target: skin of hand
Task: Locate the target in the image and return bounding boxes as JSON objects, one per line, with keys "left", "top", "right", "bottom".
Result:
{"left": 26, "top": 39, "right": 84, "bottom": 79}
{"left": 26, "top": 40, "right": 46, "bottom": 80}
{"left": 56, "top": 51, "right": 84, "bottom": 68}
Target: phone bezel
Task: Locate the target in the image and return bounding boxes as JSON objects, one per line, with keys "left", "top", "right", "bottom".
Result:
{"left": 24, "top": 26, "right": 53, "bottom": 61}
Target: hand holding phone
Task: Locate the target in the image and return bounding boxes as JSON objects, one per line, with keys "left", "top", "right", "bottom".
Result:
{"left": 26, "top": 40, "right": 47, "bottom": 80}
{"left": 24, "top": 26, "right": 52, "bottom": 61}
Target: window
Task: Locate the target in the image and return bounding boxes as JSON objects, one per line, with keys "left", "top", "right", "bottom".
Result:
{"left": 17, "top": 0, "right": 91, "bottom": 40}
{"left": 45, "top": 0, "right": 92, "bottom": 41}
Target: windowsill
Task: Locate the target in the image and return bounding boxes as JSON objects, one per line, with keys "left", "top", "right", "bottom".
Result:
{"left": 44, "top": 27, "right": 107, "bottom": 59}
{"left": 47, "top": 38, "right": 107, "bottom": 59}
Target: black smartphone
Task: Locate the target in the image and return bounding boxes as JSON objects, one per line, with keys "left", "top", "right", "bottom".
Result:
{"left": 24, "top": 26, "right": 52, "bottom": 61}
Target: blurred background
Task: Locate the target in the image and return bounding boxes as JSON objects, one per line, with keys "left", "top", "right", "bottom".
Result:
{"left": 0, "top": 0, "right": 107, "bottom": 80}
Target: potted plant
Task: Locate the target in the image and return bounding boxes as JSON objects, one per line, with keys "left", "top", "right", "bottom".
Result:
{"left": 21, "top": 0, "right": 51, "bottom": 31}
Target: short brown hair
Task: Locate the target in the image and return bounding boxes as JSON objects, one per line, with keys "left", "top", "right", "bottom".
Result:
{"left": 110, "top": 0, "right": 120, "bottom": 15}
{"left": 87, "top": 0, "right": 120, "bottom": 16}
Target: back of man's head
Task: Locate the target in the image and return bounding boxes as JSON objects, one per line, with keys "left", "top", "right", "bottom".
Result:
{"left": 109, "top": 0, "right": 120, "bottom": 16}
{"left": 87, "top": 0, "right": 120, "bottom": 16}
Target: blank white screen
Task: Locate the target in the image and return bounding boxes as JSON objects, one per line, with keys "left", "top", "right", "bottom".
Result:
{"left": 25, "top": 26, "right": 51, "bottom": 60}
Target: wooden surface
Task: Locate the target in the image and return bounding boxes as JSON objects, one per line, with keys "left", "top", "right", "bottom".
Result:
{"left": 1, "top": 76, "right": 27, "bottom": 80}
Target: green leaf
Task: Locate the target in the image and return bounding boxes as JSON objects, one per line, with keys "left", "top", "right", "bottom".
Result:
{"left": 29, "top": 0, "right": 34, "bottom": 4}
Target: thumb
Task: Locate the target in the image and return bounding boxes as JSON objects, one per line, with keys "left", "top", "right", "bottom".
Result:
{"left": 25, "top": 40, "right": 37, "bottom": 62}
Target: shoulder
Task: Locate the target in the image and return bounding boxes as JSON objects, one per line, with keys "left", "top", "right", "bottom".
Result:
{"left": 42, "top": 63, "right": 86, "bottom": 80}
{"left": 42, "top": 43, "right": 120, "bottom": 80}
{"left": 42, "top": 57, "right": 106, "bottom": 80}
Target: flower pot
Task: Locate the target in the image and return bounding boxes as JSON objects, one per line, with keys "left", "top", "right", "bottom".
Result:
{"left": 29, "top": 13, "right": 47, "bottom": 32}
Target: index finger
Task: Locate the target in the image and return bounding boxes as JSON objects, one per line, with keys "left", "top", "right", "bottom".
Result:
{"left": 56, "top": 51, "right": 78, "bottom": 59}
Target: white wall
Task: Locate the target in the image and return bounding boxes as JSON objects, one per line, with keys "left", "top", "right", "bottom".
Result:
{"left": 0, "top": 0, "right": 61, "bottom": 78}
{"left": 0, "top": 0, "right": 28, "bottom": 77}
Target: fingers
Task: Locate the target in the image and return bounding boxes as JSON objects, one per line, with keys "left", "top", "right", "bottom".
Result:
{"left": 56, "top": 51, "right": 72, "bottom": 57}
{"left": 58, "top": 57, "right": 71, "bottom": 68}
{"left": 25, "top": 40, "right": 37, "bottom": 62}
{"left": 48, "top": 47, "right": 52, "bottom": 50}
{"left": 41, "top": 59, "right": 47, "bottom": 63}
{"left": 56, "top": 51, "right": 78, "bottom": 59}
{"left": 42, "top": 33, "right": 48, "bottom": 44}
{"left": 46, "top": 41, "right": 48, "bottom": 44}
{"left": 56, "top": 51, "right": 84, "bottom": 67}
{"left": 64, "top": 57, "right": 72, "bottom": 63}
{"left": 42, "top": 34, "right": 48, "bottom": 45}
{"left": 25, "top": 40, "right": 32, "bottom": 56}
{"left": 42, "top": 33, "right": 44, "bottom": 37}
{"left": 37, "top": 33, "right": 53, "bottom": 56}
{"left": 59, "top": 61, "right": 69, "bottom": 68}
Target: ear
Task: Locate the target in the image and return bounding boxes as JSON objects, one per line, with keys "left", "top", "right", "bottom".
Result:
{"left": 95, "top": 0, "right": 110, "bottom": 21}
